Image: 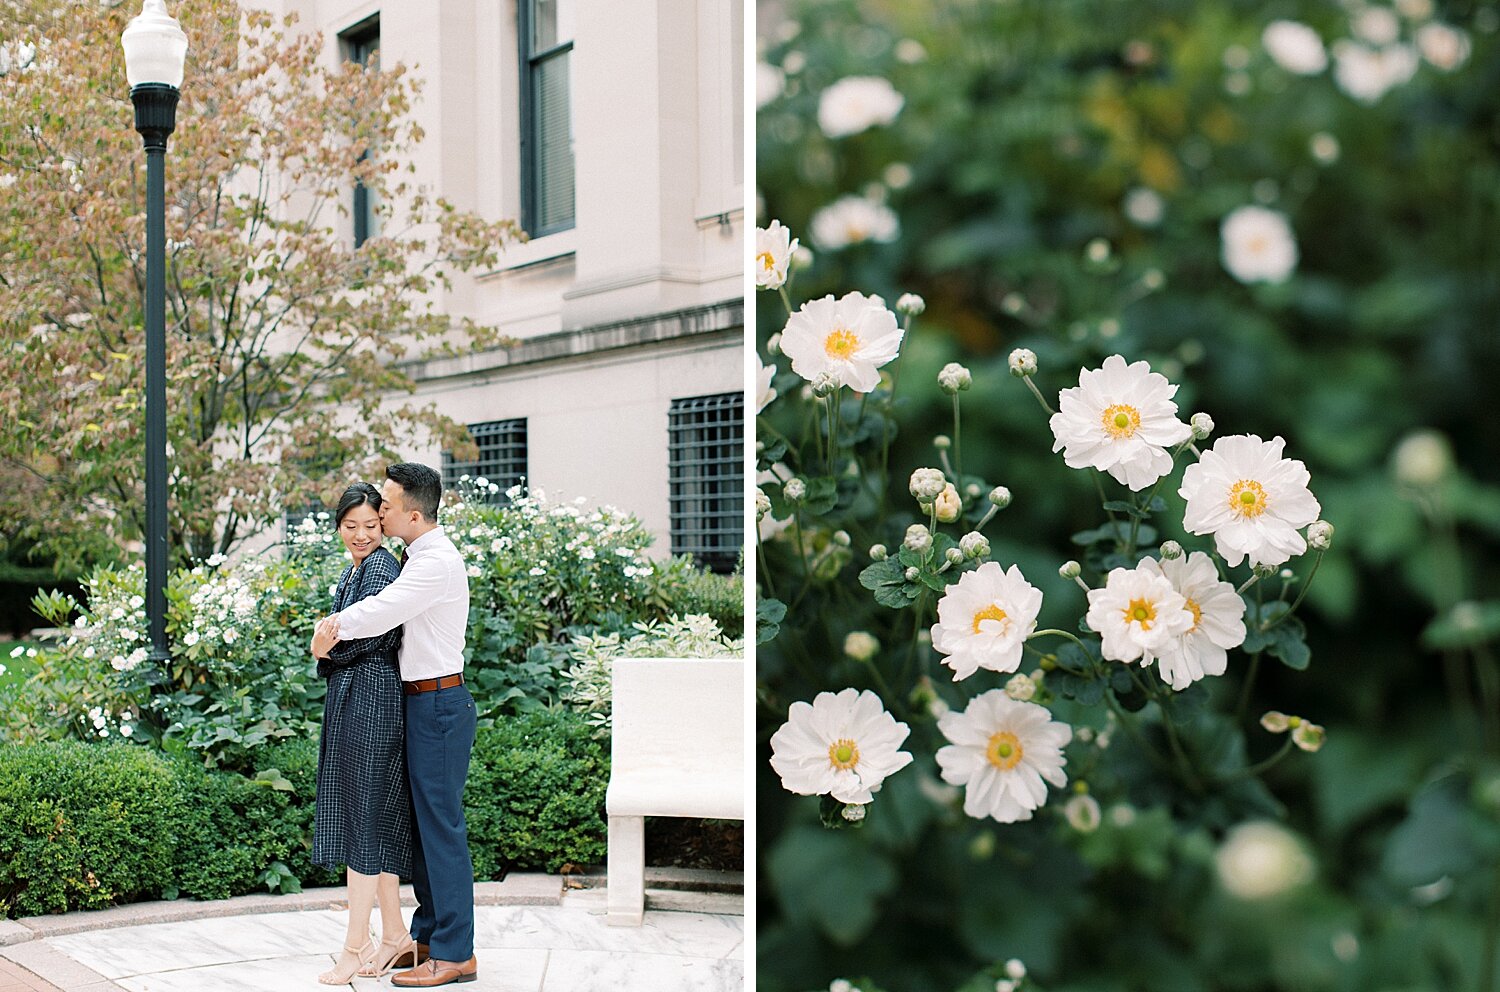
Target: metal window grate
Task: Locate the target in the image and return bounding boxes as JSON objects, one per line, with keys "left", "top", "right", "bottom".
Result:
{"left": 668, "top": 393, "right": 743, "bottom": 573}
{"left": 442, "top": 418, "right": 529, "bottom": 504}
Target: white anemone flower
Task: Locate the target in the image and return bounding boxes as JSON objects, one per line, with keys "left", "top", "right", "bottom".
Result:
{"left": 1137, "top": 552, "right": 1247, "bottom": 689}
{"left": 756, "top": 353, "right": 778, "bottom": 413}
{"left": 1086, "top": 565, "right": 1195, "bottom": 665}
{"left": 817, "top": 76, "right": 904, "bottom": 138}
{"left": 1216, "top": 821, "right": 1315, "bottom": 900}
{"left": 809, "top": 195, "right": 900, "bottom": 250}
{"left": 756, "top": 220, "right": 798, "bottom": 291}
{"left": 769, "top": 688, "right": 914, "bottom": 804}
{"left": 1180, "top": 434, "right": 1322, "bottom": 568}
{"left": 930, "top": 562, "right": 1043, "bottom": 681}
{"left": 780, "top": 292, "right": 902, "bottom": 393}
{"left": 935, "top": 691, "right": 1072, "bottom": 823}
{"left": 1262, "top": 20, "right": 1328, "bottom": 75}
{"left": 1331, "top": 40, "right": 1418, "bottom": 104}
{"left": 1220, "top": 206, "right": 1298, "bottom": 285}
{"left": 1049, "top": 355, "right": 1193, "bottom": 491}
{"left": 1416, "top": 23, "right": 1470, "bottom": 71}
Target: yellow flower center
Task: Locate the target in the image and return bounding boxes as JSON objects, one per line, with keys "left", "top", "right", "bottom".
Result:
{"left": 986, "top": 730, "right": 1024, "bottom": 771}
{"left": 757, "top": 250, "right": 776, "bottom": 272}
{"left": 1100, "top": 403, "right": 1142, "bottom": 439}
{"left": 1124, "top": 597, "right": 1157, "bottom": 630}
{"left": 971, "top": 603, "right": 1009, "bottom": 635}
{"left": 828, "top": 738, "right": 860, "bottom": 771}
{"left": 1185, "top": 597, "right": 1202, "bottom": 632}
{"left": 824, "top": 327, "right": 860, "bottom": 359}
{"left": 1228, "top": 479, "right": 1269, "bottom": 519}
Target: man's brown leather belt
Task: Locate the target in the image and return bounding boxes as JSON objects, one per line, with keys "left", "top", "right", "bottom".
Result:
{"left": 403, "top": 673, "right": 465, "bottom": 695}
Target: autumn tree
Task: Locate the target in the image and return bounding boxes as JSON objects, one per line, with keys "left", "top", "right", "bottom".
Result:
{"left": 0, "top": 0, "right": 520, "bottom": 570}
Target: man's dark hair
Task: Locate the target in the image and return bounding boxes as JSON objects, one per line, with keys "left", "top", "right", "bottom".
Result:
{"left": 385, "top": 462, "right": 442, "bottom": 522}
{"left": 334, "top": 481, "right": 383, "bottom": 526}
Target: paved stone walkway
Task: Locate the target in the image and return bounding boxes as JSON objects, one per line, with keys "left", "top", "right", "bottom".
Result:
{"left": 0, "top": 874, "right": 743, "bottom": 992}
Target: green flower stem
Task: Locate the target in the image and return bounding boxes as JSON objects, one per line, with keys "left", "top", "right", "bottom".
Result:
{"left": 1125, "top": 442, "right": 1186, "bottom": 554}
{"left": 792, "top": 510, "right": 811, "bottom": 584}
{"left": 1028, "top": 628, "right": 1091, "bottom": 654}
{"left": 1236, "top": 573, "right": 1261, "bottom": 596}
{"left": 825, "top": 391, "right": 841, "bottom": 473}
{"left": 903, "top": 589, "right": 930, "bottom": 690}
{"left": 1235, "top": 651, "right": 1263, "bottom": 725}
{"left": 952, "top": 393, "right": 963, "bottom": 484}
{"left": 1129, "top": 666, "right": 1203, "bottom": 793}
{"left": 1100, "top": 684, "right": 1176, "bottom": 777}
{"left": 1021, "top": 375, "right": 1055, "bottom": 416}
{"left": 875, "top": 314, "right": 914, "bottom": 523}
{"left": 1279, "top": 550, "right": 1324, "bottom": 620}
{"left": 1218, "top": 735, "right": 1295, "bottom": 783}
{"left": 938, "top": 448, "right": 955, "bottom": 479}
{"left": 974, "top": 504, "right": 999, "bottom": 531}
{"left": 1481, "top": 859, "right": 1500, "bottom": 992}
{"left": 756, "top": 530, "right": 777, "bottom": 600}
{"left": 777, "top": 285, "right": 794, "bottom": 318}
{"left": 1091, "top": 470, "right": 1122, "bottom": 531}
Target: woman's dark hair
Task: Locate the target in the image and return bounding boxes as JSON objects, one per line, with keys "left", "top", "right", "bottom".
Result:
{"left": 334, "top": 482, "right": 383, "bottom": 526}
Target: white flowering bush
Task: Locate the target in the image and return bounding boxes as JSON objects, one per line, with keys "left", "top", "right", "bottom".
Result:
{"left": 747, "top": 2, "right": 1500, "bottom": 985}
{"left": 560, "top": 613, "right": 744, "bottom": 732}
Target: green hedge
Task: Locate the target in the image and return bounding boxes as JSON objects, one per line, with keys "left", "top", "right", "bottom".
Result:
{"left": 466, "top": 709, "right": 610, "bottom": 875}
{"left": 0, "top": 709, "right": 610, "bottom": 918}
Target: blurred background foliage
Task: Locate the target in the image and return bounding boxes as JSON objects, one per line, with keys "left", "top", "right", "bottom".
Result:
{"left": 756, "top": 0, "right": 1500, "bottom": 989}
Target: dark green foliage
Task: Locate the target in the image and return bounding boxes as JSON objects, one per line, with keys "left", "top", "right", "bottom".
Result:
{"left": 465, "top": 710, "right": 610, "bottom": 875}
{"left": 648, "top": 554, "right": 746, "bottom": 635}
{"left": 0, "top": 743, "right": 178, "bottom": 917}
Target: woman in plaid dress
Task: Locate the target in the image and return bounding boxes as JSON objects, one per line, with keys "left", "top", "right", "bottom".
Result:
{"left": 311, "top": 483, "right": 415, "bottom": 984}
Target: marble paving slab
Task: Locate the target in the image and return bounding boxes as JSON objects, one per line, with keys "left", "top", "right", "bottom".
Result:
{"left": 48, "top": 912, "right": 346, "bottom": 979}
{"left": 539, "top": 950, "right": 742, "bottom": 992}
{"left": 472, "top": 905, "right": 742, "bottom": 959}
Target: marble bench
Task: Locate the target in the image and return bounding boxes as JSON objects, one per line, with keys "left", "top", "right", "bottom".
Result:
{"left": 605, "top": 657, "right": 745, "bottom": 926}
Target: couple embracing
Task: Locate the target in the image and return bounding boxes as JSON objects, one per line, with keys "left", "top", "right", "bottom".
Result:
{"left": 308, "top": 462, "right": 480, "bottom": 988}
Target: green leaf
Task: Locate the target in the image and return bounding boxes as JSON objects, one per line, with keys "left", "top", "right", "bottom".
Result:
{"left": 804, "top": 477, "right": 839, "bottom": 515}
{"left": 757, "top": 436, "right": 788, "bottom": 467}
{"left": 767, "top": 827, "right": 898, "bottom": 946}
{"left": 251, "top": 768, "right": 293, "bottom": 792}
{"left": 1101, "top": 499, "right": 1148, "bottom": 519}
{"left": 756, "top": 598, "right": 786, "bottom": 644}
{"left": 1266, "top": 623, "right": 1311, "bottom": 670}
{"left": 859, "top": 559, "right": 919, "bottom": 609}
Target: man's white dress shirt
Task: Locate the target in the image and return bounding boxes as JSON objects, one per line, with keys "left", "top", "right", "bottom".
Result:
{"left": 334, "top": 526, "right": 469, "bottom": 681}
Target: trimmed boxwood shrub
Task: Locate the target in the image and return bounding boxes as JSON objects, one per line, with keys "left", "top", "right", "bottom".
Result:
{"left": 466, "top": 709, "right": 610, "bottom": 875}
{"left": 0, "top": 742, "right": 179, "bottom": 917}
{"left": 0, "top": 708, "right": 613, "bottom": 917}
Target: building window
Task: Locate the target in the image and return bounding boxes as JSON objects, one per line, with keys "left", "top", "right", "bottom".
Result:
{"left": 442, "top": 419, "right": 529, "bottom": 503}
{"left": 340, "top": 15, "right": 380, "bottom": 248}
{"left": 668, "top": 393, "right": 744, "bottom": 573}
{"left": 519, "top": 0, "right": 575, "bottom": 236}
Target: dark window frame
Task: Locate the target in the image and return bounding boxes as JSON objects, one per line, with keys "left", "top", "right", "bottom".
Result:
{"left": 340, "top": 15, "right": 381, "bottom": 249}
{"left": 667, "top": 393, "right": 744, "bottom": 574}
{"left": 518, "top": 0, "right": 575, "bottom": 237}
{"left": 442, "top": 418, "right": 530, "bottom": 504}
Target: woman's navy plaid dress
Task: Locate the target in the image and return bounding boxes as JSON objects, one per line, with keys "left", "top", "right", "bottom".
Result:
{"left": 312, "top": 546, "right": 413, "bottom": 877}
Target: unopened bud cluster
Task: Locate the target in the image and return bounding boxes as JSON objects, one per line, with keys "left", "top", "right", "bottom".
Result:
{"left": 1008, "top": 348, "right": 1038, "bottom": 378}
{"left": 934, "top": 484, "right": 962, "bottom": 523}
{"left": 896, "top": 293, "right": 926, "bottom": 316}
{"left": 909, "top": 467, "right": 946, "bottom": 503}
{"left": 937, "top": 362, "right": 972, "bottom": 394}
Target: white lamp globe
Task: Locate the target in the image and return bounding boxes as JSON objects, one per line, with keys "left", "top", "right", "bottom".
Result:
{"left": 121, "top": 0, "right": 188, "bottom": 89}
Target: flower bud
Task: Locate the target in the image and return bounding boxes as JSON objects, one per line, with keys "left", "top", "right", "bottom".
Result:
{"left": 1142, "top": 268, "right": 1166, "bottom": 290}
{"left": 766, "top": 332, "right": 782, "bottom": 356}
{"left": 783, "top": 478, "right": 807, "bottom": 503}
{"left": 933, "top": 434, "right": 952, "bottom": 451}
{"left": 811, "top": 371, "right": 839, "bottom": 398}
{"left": 945, "top": 547, "right": 964, "bottom": 565}
{"left": 869, "top": 543, "right": 888, "bottom": 561}
{"left": 909, "top": 467, "right": 947, "bottom": 502}
{"left": 934, "top": 484, "right": 962, "bottom": 523}
{"left": 755, "top": 488, "right": 771, "bottom": 521}
{"left": 1008, "top": 348, "right": 1038, "bottom": 377}
{"left": 1190, "top": 412, "right": 1214, "bottom": 441}
{"left": 1260, "top": 711, "right": 1292, "bottom": 733}
{"left": 937, "top": 362, "right": 972, "bottom": 394}
{"left": 843, "top": 631, "right": 879, "bottom": 662}
{"left": 1292, "top": 721, "right": 1326, "bottom": 752}
{"left": 904, "top": 566, "right": 920, "bottom": 582}
{"left": 995, "top": 982, "right": 1016, "bottom": 992}
{"left": 1001, "top": 293, "right": 1027, "bottom": 315}
{"left": 829, "top": 981, "right": 853, "bottom": 992}
{"left": 1064, "top": 794, "right": 1102, "bottom": 833}
{"left": 896, "top": 293, "right": 926, "bottom": 316}
{"left": 960, "top": 532, "right": 990, "bottom": 559}
{"left": 1159, "top": 540, "right": 1184, "bottom": 560}
{"left": 1004, "top": 673, "right": 1035, "bottom": 701}
{"left": 1086, "top": 238, "right": 1111, "bottom": 263}
{"left": 841, "top": 803, "right": 866, "bottom": 823}
{"left": 1059, "top": 560, "right": 1082, "bottom": 580}
{"left": 1253, "top": 563, "right": 1277, "bottom": 579}
{"left": 1307, "top": 520, "right": 1334, "bottom": 551}
{"left": 832, "top": 530, "right": 852, "bottom": 547}
{"left": 792, "top": 246, "right": 814, "bottom": 270}
{"left": 987, "top": 486, "right": 1012, "bottom": 508}
{"left": 964, "top": 482, "right": 982, "bottom": 499}
{"left": 1005, "top": 959, "right": 1027, "bottom": 981}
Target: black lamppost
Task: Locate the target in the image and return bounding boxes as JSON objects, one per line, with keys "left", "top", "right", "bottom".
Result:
{"left": 121, "top": 0, "right": 187, "bottom": 664}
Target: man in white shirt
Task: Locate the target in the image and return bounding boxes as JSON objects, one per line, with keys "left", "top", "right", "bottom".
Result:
{"left": 314, "top": 462, "right": 478, "bottom": 988}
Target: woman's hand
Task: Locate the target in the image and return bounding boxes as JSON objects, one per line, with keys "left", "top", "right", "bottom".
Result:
{"left": 311, "top": 615, "right": 340, "bottom": 659}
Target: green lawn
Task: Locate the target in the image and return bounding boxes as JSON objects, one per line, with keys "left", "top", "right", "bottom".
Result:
{"left": 0, "top": 640, "right": 41, "bottom": 691}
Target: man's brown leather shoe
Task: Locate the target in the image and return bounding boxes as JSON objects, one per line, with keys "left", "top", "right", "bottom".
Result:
{"left": 415, "top": 942, "right": 430, "bottom": 965}
{"left": 390, "top": 955, "right": 478, "bottom": 987}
